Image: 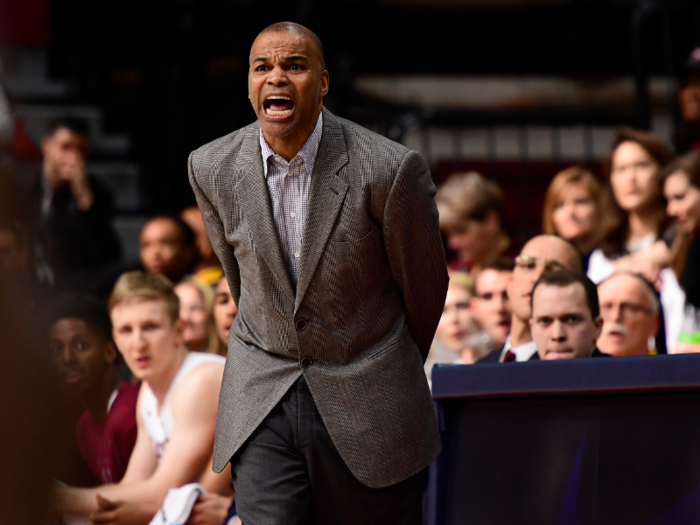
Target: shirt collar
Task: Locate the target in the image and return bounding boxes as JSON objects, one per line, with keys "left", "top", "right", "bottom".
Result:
{"left": 501, "top": 336, "right": 538, "bottom": 362}
{"left": 260, "top": 112, "right": 324, "bottom": 177}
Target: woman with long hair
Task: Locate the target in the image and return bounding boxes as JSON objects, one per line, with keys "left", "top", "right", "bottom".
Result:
{"left": 664, "top": 151, "right": 700, "bottom": 308}
{"left": 587, "top": 127, "right": 685, "bottom": 351}
{"left": 174, "top": 277, "right": 220, "bottom": 354}
{"left": 542, "top": 166, "right": 603, "bottom": 270}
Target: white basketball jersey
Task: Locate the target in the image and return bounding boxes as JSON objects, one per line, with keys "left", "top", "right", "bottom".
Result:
{"left": 141, "top": 352, "right": 225, "bottom": 462}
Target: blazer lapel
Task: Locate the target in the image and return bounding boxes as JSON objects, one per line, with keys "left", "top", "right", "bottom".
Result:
{"left": 295, "top": 109, "right": 349, "bottom": 311}
{"left": 233, "top": 126, "right": 296, "bottom": 303}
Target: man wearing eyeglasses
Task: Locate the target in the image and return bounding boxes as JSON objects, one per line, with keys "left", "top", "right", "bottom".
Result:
{"left": 478, "top": 235, "right": 581, "bottom": 363}
{"left": 596, "top": 272, "right": 661, "bottom": 356}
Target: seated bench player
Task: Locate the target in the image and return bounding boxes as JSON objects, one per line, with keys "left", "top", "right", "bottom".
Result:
{"left": 52, "top": 272, "right": 233, "bottom": 522}
{"left": 529, "top": 269, "right": 608, "bottom": 360}
{"left": 48, "top": 293, "right": 139, "bottom": 485}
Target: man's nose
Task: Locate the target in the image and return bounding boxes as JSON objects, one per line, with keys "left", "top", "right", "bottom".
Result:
{"left": 266, "top": 65, "right": 288, "bottom": 85}
{"left": 61, "top": 346, "right": 76, "bottom": 363}
{"left": 610, "top": 304, "right": 623, "bottom": 321}
{"left": 551, "top": 321, "right": 566, "bottom": 340}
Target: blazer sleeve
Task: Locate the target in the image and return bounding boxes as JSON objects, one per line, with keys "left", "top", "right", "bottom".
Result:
{"left": 188, "top": 151, "right": 241, "bottom": 305}
{"left": 382, "top": 150, "right": 449, "bottom": 361}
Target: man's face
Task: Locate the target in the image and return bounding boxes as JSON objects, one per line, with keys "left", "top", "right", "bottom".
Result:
{"left": 111, "top": 299, "right": 183, "bottom": 383}
{"left": 530, "top": 283, "right": 602, "bottom": 360}
{"left": 140, "top": 219, "right": 194, "bottom": 282}
{"left": 50, "top": 319, "right": 116, "bottom": 396}
{"left": 41, "top": 127, "right": 88, "bottom": 186}
{"left": 506, "top": 236, "right": 580, "bottom": 322}
{"left": 679, "top": 75, "right": 700, "bottom": 124}
{"left": 444, "top": 211, "right": 500, "bottom": 266}
{"left": 471, "top": 269, "right": 511, "bottom": 345}
{"left": 248, "top": 30, "right": 329, "bottom": 141}
{"left": 597, "top": 274, "right": 659, "bottom": 356}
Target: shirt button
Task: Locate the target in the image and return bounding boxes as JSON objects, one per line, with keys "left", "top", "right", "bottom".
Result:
{"left": 300, "top": 356, "right": 312, "bottom": 368}
{"left": 295, "top": 319, "right": 307, "bottom": 331}
{"left": 294, "top": 252, "right": 300, "bottom": 258}
{"left": 290, "top": 212, "right": 296, "bottom": 218}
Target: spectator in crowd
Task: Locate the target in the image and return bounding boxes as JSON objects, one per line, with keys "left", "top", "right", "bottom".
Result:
{"left": 32, "top": 117, "right": 121, "bottom": 291}
{"left": 436, "top": 172, "right": 512, "bottom": 276}
{"left": 140, "top": 215, "right": 198, "bottom": 283}
{"left": 48, "top": 293, "right": 139, "bottom": 485}
{"left": 53, "top": 271, "right": 233, "bottom": 521}
{"left": 470, "top": 257, "right": 513, "bottom": 349}
{"left": 674, "top": 47, "right": 700, "bottom": 154}
{"left": 180, "top": 205, "right": 223, "bottom": 286}
{"left": 174, "top": 277, "right": 218, "bottom": 353}
{"left": 530, "top": 269, "right": 605, "bottom": 360}
{"left": 542, "top": 166, "right": 603, "bottom": 270}
{"left": 664, "top": 151, "right": 700, "bottom": 310}
{"left": 587, "top": 127, "right": 684, "bottom": 350}
{"left": 479, "top": 235, "right": 581, "bottom": 363}
{"left": 425, "top": 272, "right": 479, "bottom": 377}
{"left": 596, "top": 273, "right": 661, "bottom": 356}
{"left": 213, "top": 275, "right": 238, "bottom": 355}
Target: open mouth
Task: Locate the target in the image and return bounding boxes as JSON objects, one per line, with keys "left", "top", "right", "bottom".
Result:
{"left": 263, "top": 95, "right": 295, "bottom": 117}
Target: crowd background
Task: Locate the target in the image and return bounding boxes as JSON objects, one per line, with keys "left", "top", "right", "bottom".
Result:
{"left": 2, "top": 0, "right": 700, "bottom": 522}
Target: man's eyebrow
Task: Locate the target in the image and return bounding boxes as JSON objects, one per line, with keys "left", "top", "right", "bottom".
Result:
{"left": 252, "top": 56, "right": 267, "bottom": 64}
{"left": 285, "top": 55, "right": 309, "bottom": 62}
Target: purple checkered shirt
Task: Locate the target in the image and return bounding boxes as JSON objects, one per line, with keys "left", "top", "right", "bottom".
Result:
{"left": 260, "top": 113, "right": 323, "bottom": 288}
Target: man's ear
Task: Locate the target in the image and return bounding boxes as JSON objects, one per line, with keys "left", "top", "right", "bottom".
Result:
{"left": 593, "top": 316, "right": 604, "bottom": 341}
{"left": 103, "top": 340, "right": 118, "bottom": 365}
{"left": 484, "top": 209, "right": 501, "bottom": 233}
{"left": 320, "top": 70, "right": 330, "bottom": 98}
{"left": 173, "top": 317, "right": 186, "bottom": 346}
{"left": 650, "top": 315, "right": 661, "bottom": 339}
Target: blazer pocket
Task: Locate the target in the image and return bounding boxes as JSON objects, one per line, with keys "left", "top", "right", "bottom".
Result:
{"left": 366, "top": 336, "right": 404, "bottom": 361}
{"left": 329, "top": 225, "right": 377, "bottom": 245}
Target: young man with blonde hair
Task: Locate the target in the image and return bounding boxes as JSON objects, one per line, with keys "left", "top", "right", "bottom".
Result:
{"left": 53, "top": 271, "right": 233, "bottom": 522}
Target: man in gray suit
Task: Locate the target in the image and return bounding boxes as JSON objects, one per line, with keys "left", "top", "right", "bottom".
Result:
{"left": 189, "top": 21, "right": 448, "bottom": 524}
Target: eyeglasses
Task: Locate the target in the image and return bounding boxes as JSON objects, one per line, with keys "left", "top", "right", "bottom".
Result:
{"left": 600, "top": 302, "right": 653, "bottom": 317}
{"left": 514, "top": 256, "right": 565, "bottom": 273}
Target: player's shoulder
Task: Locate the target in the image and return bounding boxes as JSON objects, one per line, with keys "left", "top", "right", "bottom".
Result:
{"left": 188, "top": 121, "right": 259, "bottom": 173}
{"left": 174, "top": 354, "right": 226, "bottom": 397}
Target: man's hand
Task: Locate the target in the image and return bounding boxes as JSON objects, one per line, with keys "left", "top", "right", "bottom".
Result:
{"left": 58, "top": 150, "right": 93, "bottom": 211}
{"left": 185, "top": 494, "right": 235, "bottom": 525}
{"left": 88, "top": 494, "right": 154, "bottom": 525}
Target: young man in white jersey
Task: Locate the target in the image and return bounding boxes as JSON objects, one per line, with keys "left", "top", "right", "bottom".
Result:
{"left": 53, "top": 271, "right": 234, "bottom": 522}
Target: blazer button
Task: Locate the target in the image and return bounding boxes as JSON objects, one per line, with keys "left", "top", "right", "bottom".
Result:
{"left": 295, "top": 318, "right": 307, "bottom": 331}
{"left": 300, "top": 356, "right": 313, "bottom": 368}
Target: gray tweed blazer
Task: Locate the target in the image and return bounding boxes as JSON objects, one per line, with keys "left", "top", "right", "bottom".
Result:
{"left": 188, "top": 108, "right": 448, "bottom": 488}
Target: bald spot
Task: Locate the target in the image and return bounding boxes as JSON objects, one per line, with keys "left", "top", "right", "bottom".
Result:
{"left": 256, "top": 22, "right": 325, "bottom": 70}
{"left": 521, "top": 235, "right": 582, "bottom": 272}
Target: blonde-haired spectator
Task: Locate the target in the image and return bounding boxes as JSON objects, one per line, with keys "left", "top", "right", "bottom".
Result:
{"left": 175, "top": 277, "right": 220, "bottom": 354}
{"left": 542, "top": 166, "right": 603, "bottom": 269}
{"left": 436, "top": 172, "right": 511, "bottom": 276}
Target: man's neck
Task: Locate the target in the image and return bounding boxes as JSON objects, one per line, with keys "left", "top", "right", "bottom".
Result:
{"left": 510, "top": 315, "right": 533, "bottom": 348}
{"left": 146, "top": 346, "right": 189, "bottom": 407}
{"left": 82, "top": 371, "right": 121, "bottom": 424}
{"left": 261, "top": 106, "right": 322, "bottom": 161}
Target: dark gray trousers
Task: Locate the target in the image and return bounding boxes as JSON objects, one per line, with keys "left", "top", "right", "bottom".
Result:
{"left": 229, "top": 376, "right": 426, "bottom": 525}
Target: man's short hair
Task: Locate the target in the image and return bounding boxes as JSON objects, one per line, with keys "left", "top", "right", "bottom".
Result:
{"left": 531, "top": 269, "right": 599, "bottom": 319}
{"left": 143, "top": 215, "right": 197, "bottom": 248}
{"left": 109, "top": 271, "right": 180, "bottom": 323}
{"left": 480, "top": 257, "right": 515, "bottom": 273}
{"left": 436, "top": 172, "right": 504, "bottom": 230}
{"left": 259, "top": 21, "right": 325, "bottom": 70}
{"left": 45, "top": 117, "right": 89, "bottom": 138}
{"left": 47, "top": 293, "right": 112, "bottom": 340}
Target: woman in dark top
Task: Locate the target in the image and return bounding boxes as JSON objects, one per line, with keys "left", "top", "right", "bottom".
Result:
{"left": 664, "top": 151, "right": 700, "bottom": 308}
